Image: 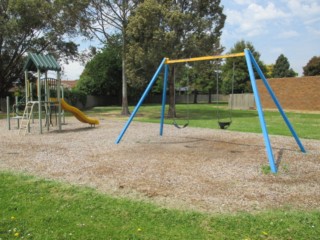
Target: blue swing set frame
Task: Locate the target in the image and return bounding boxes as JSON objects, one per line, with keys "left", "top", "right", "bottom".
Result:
{"left": 115, "top": 49, "right": 306, "bottom": 173}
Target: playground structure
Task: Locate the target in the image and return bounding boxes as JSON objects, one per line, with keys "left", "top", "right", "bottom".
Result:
{"left": 6, "top": 53, "right": 99, "bottom": 134}
{"left": 115, "top": 49, "right": 306, "bottom": 173}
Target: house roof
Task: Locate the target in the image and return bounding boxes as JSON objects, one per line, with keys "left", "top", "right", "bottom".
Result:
{"left": 24, "top": 53, "right": 61, "bottom": 72}
{"left": 61, "top": 80, "right": 77, "bottom": 89}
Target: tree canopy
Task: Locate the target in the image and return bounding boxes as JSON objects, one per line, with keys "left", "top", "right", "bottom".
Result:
{"left": 126, "top": 0, "right": 226, "bottom": 115}
{"left": 76, "top": 36, "right": 122, "bottom": 96}
{"left": 126, "top": 0, "right": 225, "bottom": 84}
{"left": 221, "top": 40, "right": 267, "bottom": 94}
{"left": 0, "top": 0, "right": 89, "bottom": 100}
{"left": 272, "top": 54, "right": 296, "bottom": 78}
{"left": 303, "top": 56, "right": 320, "bottom": 76}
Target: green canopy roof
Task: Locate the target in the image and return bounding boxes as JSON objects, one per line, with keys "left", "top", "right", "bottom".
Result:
{"left": 24, "top": 53, "right": 61, "bottom": 72}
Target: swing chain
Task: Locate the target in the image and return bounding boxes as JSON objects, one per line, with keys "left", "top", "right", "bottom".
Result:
{"left": 173, "top": 65, "right": 190, "bottom": 129}
{"left": 216, "top": 61, "right": 235, "bottom": 129}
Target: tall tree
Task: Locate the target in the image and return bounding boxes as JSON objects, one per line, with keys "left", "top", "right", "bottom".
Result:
{"left": 126, "top": 0, "right": 226, "bottom": 117}
{"left": 272, "top": 54, "right": 296, "bottom": 78}
{"left": 0, "top": 0, "right": 89, "bottom": 105}
{"left": 221, "top": 40, "right": 267, "bottom": 94}
{"left": 303, "top": 56, "right": 320, "bottom": 76}
{"left": 84, "top": 0, "right": 141, "bottom": 115}
{"left": 76, "top": 35, "right": 122, "bottom": 96}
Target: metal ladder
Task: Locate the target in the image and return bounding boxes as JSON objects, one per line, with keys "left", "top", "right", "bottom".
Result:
{"left": 19, "top": 101, "right": 38, "bottom": 135}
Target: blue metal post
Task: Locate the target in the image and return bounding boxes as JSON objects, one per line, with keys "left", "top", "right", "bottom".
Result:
{"left": 248, "top": 51, "right": 306, "bottom": 153}
{"left": 160, "top": 63, "right": 169, "bottom": 136}
{"left": 244, "top": 49, "right": 277, "bottom": 173}
{"left": 115, "top": 58, "right": 167, "bottom": 144}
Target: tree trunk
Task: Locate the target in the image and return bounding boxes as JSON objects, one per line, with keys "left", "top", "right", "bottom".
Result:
{"left": 167, "top": 66, "right": 176, "bottom": 118}
{"left": 0, "top": 93, "right": 2, "bottom": 112}
{"left": 193, "top": 89, "right": 198, "bottom": 104}
{"left": 121, "top": 31, "right": 130, "bottom": 116}
{"left": 208, "top": 89, "right": 212, "bottom": 103}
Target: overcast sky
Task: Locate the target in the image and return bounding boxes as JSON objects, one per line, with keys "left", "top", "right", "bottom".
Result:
{"left": 62, "top": 0, "right": 320, "bottom": 80}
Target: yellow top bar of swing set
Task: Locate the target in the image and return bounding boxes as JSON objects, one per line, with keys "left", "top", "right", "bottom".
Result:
{"left": 165, "top": 52, "right": 245, "bottom": 64}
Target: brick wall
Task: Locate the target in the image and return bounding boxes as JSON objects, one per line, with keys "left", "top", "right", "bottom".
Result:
{"left": 256, "top": 76, "right": 320, "bottom": 111}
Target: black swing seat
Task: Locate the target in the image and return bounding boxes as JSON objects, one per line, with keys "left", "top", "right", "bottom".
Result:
{"left": 173, "top": 122, "right": 189, "bottom": 129}
{"left": 218, "top": 121, "right": 232, "bottom": 129}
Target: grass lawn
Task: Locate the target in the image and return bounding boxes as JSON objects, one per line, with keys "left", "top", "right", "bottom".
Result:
{"left": 90, "top": 104, "right": 320, "bottom": 140}
{"left": 2, "top": 103, "right": 319, "bottom": 140}
{"left": 1, "top": 172, "right": 320, "bottom": 240}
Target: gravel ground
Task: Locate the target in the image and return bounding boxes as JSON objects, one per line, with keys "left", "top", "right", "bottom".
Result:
{"left": 1, "top": 117, "right": 320, "bottom": 213}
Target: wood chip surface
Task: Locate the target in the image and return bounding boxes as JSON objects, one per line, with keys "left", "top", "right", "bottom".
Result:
{"left": 1, "top": 117, "right": 319, "bottom": 213}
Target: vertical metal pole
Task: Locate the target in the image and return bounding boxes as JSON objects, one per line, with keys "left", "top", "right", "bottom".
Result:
{"left": 37, "top": 70, "right": 42, "bottom": 134}
{"left": 30, "top": 81, "right": 34, "bottom": 125}
{"left": 15, "top": 96, "right": 19, "bottom": 128}
{"left": 30, "top": 82, "right": 33, "bottom": 101}
{"left": 61, "top": 86, "right": 65, "bottom": 124}
{"left": 160, "top": 63, "right": 169, "bottom": 136}
{"left": 15, "top": 96, "right": 18, "bottom": 108}
{"left": 45, "top": 72, "right": 49, "bottom": 131}
{"left": 244, "top": 49, "right": 277, "bottom": 173}
{"left": 248, "top": 51, "right": 306, "bottom": 153}
{"left": 44, "top": 72, "right": 48, "bottom": 102}
{"left": 115, "top": 58, "right": 166, "bottom": 144}
{"left": 57, "top": 71, "right": 62, "bottom": 131}
{"left": 6, "top": 96, "right": 10, "bottom": 130}
{"left": 25, "top": 71, "right": 29, "bottom": 102}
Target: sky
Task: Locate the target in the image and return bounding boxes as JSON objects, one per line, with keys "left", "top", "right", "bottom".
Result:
{"left": 61, "top": 0, "right": 320, "bottom": 80}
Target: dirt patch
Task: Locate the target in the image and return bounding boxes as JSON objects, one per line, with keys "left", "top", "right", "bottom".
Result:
{"left": 1, "top": 117, "right": 320, "bottom": 213}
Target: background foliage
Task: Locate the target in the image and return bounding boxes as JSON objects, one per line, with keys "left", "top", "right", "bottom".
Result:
{"left": 76, "top": 35, "right": 122, "bottom": 96}
{"left": 272, "top": 54, "right": 297, "bottom": 78}
{"left": 303, "top": 56, "right": 320, "bottom": 76}
{"left": 221, "top": 40, "right": 267, "bottom": 94}
{"left": 0, "top": 0, "right": 89, "bottom": 103}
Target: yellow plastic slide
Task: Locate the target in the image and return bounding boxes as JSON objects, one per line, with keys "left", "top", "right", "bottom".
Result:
{"left": 53, "top": 98, "right": 99, "bottom": 125}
